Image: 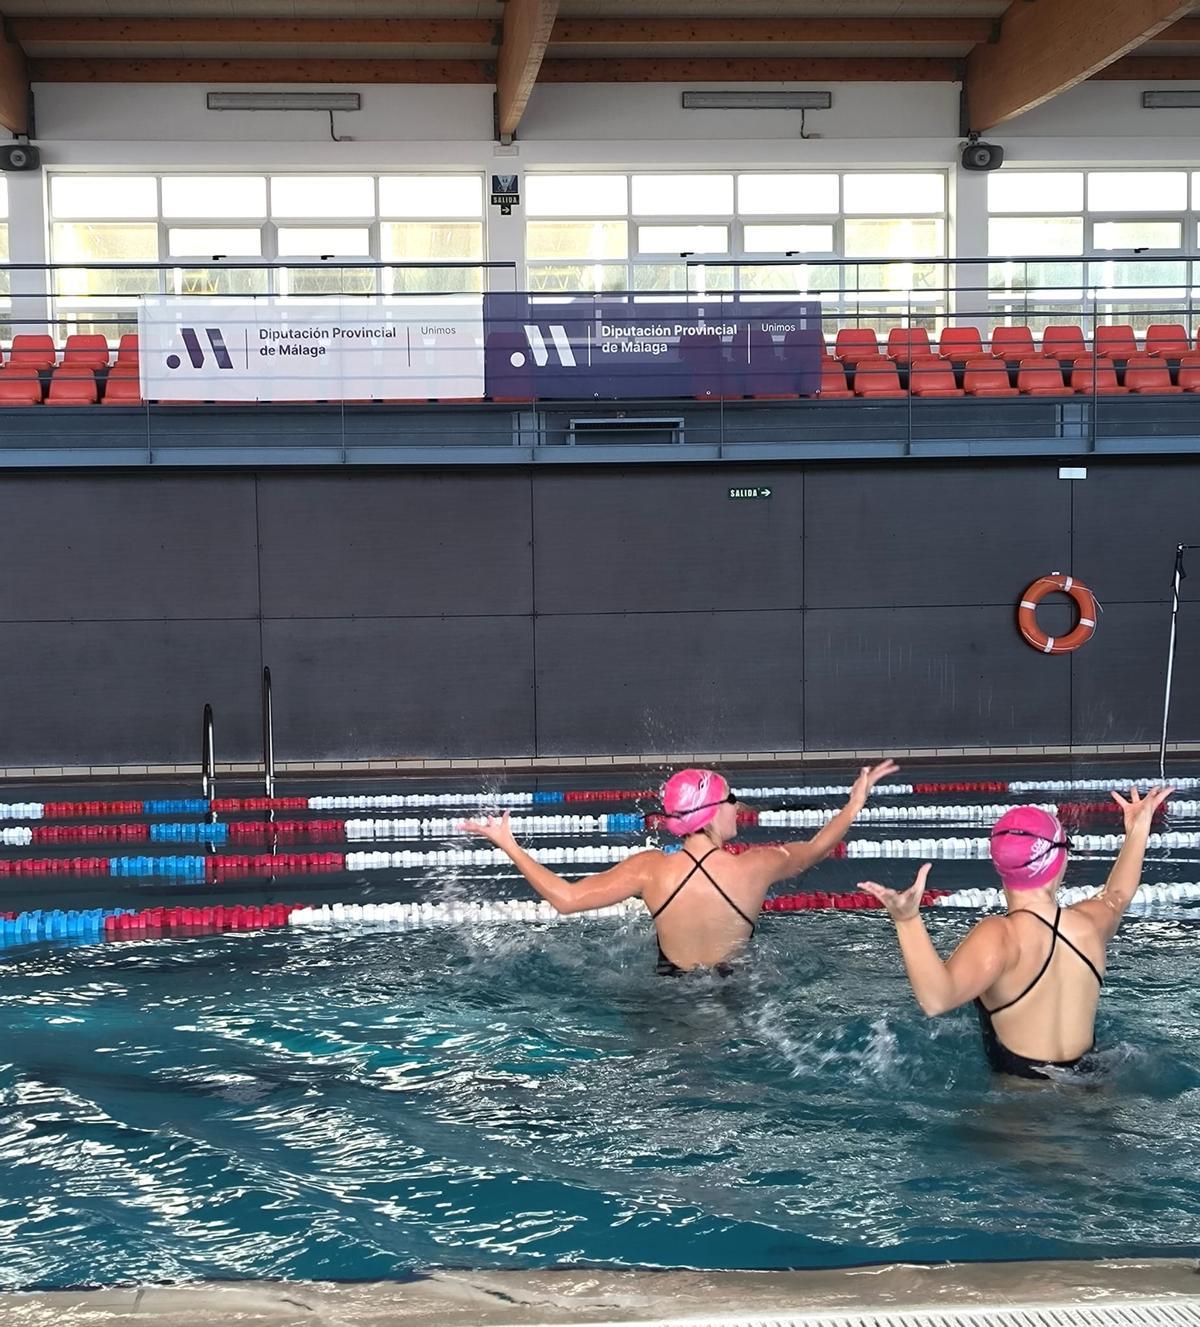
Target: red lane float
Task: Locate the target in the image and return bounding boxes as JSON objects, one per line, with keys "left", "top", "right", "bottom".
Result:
{"left": 104, "top": 903, "right": 298, "bottom": 940}
{"left": 205, "top": 851, "right": 345, "bottom": 883}
{"left": 227, "top": 819, "right": 346, "bottom": 844}
{"left": 1058, "top": 800, "right": 1167, "bottom": 826}
{"left": 31, "top": 824, "right": 149, "bottom": 844}
{"left": 763, "top": 889, "right": 947, "bottom": 912}
{"left": 43, "top": 800, "right": 143, "bottom": 819}
{"left": 0, "top": 856, "right": 111, "bottom": 877}
{"left": 211, "top": 797, "right": 310, "bottom": 812}
{"left": 912, "top": 781, "right": 1008, "bottom": 794}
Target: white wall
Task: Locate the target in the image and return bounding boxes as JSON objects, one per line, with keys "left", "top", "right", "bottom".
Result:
{"left": 16, "top": 76, "right": 1200, "bottom": 277}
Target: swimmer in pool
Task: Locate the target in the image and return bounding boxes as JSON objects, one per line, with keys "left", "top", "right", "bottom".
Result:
{"left": 461, "top": 760, "right": 899, "bottom": 974}
{"left": 859, "top": 784, "right": 1174, "bottom": 1080}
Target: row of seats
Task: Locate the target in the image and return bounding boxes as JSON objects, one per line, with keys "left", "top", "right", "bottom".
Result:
{"left": 3, "top": 325, "right": 1199, "bottom": 372}
{"left": 834, "top": 323, "right": 1200, "bottom": 366}
{"left": 0, "top": 364, "right": 143, "bottom": 405}
{"left": 823, "top": 353, "right": 1200, "bottom": 399}
{"left": 0, "top": 333, "right": 139, "bottom": 372}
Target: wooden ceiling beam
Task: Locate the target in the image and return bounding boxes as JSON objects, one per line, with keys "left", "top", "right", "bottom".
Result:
{"left": 496, "top": 0, "right": 558, "bottom": 138}
{"left": 966, "top": 0, "right": 1195, "bottom": 130}
{"left": 10, "top": 17, "right": 497, "bottom": 45}
{"left": 552, "top": 17, "right": 995, "bottom": 45}
{"left": 28, "top": 58, "right": 492, "bottom": 83}
{"left": 0, "top": 27, "right": 29, "bottom": 134}
{"left": 538, "top": 57, "right": 961, "bottom": 83}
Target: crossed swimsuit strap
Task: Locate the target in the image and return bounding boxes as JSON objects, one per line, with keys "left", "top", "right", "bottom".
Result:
{"left": 650, "top": 846, "right": 756, "bottom": 935}
{"left": 983, "top": 906, "right": 1104, "bottom": 1016}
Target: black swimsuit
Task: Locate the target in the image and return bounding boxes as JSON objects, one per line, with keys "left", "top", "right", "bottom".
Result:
{"left": 974, "top": 906, "right": 1104, "bottom": 1080}
{"left": 650, "top": 846, "right": 756, "bottom": 976}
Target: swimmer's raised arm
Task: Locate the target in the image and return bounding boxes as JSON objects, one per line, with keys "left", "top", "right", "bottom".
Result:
{"left": 860, "top": 865, "right": 1013, "bottom": 1016}
{"left": 744, "top": 759, "right": 899, "bottom": 886}
{"left": 1073, "top": 785, "right": 1173, "bottom": 941}
{"left": 460, "top": 811, "right": 656, "bottom": 914}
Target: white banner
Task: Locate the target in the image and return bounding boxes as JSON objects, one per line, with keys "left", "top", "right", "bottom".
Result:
{"left": 138, "top": 297, "right": 485, "bottom": 402}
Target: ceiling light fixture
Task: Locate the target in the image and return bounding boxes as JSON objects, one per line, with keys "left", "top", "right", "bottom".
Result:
{"left": 682, "top": 91, "right": 832, "bottom": 110}
{"left": 207, "top": 92, "right": 362, "bottom": 112}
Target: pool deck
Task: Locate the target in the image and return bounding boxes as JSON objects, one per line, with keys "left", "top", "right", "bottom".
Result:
{"left": 2, "top": 1259, "right": 1198, "bottom": 1326}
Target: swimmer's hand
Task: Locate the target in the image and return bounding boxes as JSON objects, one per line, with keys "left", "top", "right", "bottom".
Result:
{"left": 459, "top": 811, "right": 518, "bottom": 849}
{"left": 860, "top": 863, "right": 931, "bottom": 922}
{"left": 849, "top": 758, "right": 900, "bottom": 808}
{"left": 1111, "top": 784, "right": 1174, "bottom": 835}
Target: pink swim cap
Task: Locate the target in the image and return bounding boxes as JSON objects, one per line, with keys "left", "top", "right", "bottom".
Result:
{"left": 990, "top": 806, "right": 1069, "bottom": 891}
{"left": 660, "top": 768, "right": 732, "bottom": 835}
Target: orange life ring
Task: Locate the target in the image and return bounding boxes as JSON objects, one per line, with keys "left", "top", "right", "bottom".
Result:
{"left": 1018, "top": 573, "right": 1097, "bottom": 654}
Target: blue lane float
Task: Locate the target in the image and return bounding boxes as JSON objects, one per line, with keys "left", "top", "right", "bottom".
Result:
{"left": 0, "top": 907, "right": 133, "bottom": 949}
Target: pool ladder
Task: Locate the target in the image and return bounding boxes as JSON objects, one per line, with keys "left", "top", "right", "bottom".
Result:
{"left": 199, "top": 667, "right": 277, "bottom": 815}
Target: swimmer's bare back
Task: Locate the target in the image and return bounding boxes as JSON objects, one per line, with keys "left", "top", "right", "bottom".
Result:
{"left": 460, "top": 760, "right": 899, "bottom": 972}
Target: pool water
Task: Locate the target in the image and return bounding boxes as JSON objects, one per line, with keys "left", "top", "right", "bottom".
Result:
{"left": 2, "top": 907, "right": 1199, "bottom": 1289}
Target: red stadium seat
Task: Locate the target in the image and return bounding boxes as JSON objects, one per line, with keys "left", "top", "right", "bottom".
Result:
{"left": 1094, "top": 324, "right": 1138, "bottom": 360}
{"left": 816, "top": 357, "right": 853, "bottom": 399}
{"left": 938, "top": 326, "right": 984, "bottom": 363}
{"left": 1144, "top": 324, "right": 1190, "bottom": 357}
{"left": 102, "top": 374, "right": 145, "bottom": 405}
{"left": 0, "top": 370, "right": 42, "bottom": 404}
{"left": 886, "top": 326, "right": 932, "bottom": 364}
{"left": 1069, "top": 354, "right": 1128, "bottom": 396}
{"left": 962, "top": 356, "right": 1018, "bottom": 397}
{"left": 1176, "top": 351, "right": 1200, "bottom": 392}
{"left": 114, "top": 332, "right": 140, "bottom": 371}
{"left": 834, "top": 327, "right": 881, "bottom": 365}
{"left": 1123, "top": 354, "right": 1183, "bottom": 394}
{"left": 1017, "top": 357, "right": 1072, "bottom": 396}
{"left": 63, "top": 334, "right": 111, "bottom": 370}
{"left": 46, "top": 367, "right": 98, "bottom": 405}
{"left": 8, "top": 334, "right": 56, "bottom": 371}
{"left": 852, "top": 355, "right": 905, "bottom": 398}
{"left": 988, "top": 326, "right": 1035, "bottom": 361}
{"left": 908, "top": 355, "right": 963, "bottom": 397}
{"left": 1041, "top": 325, "right": 1087, "bottom": 361}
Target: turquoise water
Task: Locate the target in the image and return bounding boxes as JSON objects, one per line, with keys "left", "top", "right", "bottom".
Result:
{"left": 2, "top": 908, "right": 1200, "bottom": 1288}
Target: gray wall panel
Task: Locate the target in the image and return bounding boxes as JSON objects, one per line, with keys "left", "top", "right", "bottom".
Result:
{"left": 535, "top": 611, "right": 803, "bottom": 755}
{"left": 803, "top": 606, "right": 1073, "bottom": 750}
{"left": 1071, "top": 462, "right": 1200, "bottom": 605}
{"left": 804, "top": 465, "right": 1071, "bottom": 609}
{"left": 262, "top": 615, "right": 534, "bottom": 759}
{"left": 257, "top": 473, "right": 533, "bottom": 618}
{"left": 1071, "top": 601, "right": 1200, "bottom": 745}
{"left": 533, "top": 468, "right": 803, "bottom": 614}
{"left": 0, "top": 619, "right": 260, "bottom": 765}
{"left": 0, "top": 474, "right": 259, "bottom": 620}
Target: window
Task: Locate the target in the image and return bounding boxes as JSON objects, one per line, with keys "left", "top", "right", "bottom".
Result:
{"left": 46, "top": 172, "right": 488, "bottom": 332}
{"left": 987, "top": 170, "right": 1198, "bottom": 333}
{"left": 525, "top": 169, "right": 949, "bottom": 320}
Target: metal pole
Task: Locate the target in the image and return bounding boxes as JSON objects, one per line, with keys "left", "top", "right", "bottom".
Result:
{"left": 201, "top": 703, "right": 215, "bottom": 815}
{"left": 262, "top": 667, "right": 275, "bottom": 800}
{"left": 1158, "top": 544, "right": 1196, "bottom": 781}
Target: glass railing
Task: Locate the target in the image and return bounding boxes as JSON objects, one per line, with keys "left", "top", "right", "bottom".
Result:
{"left": 0, "top": 256, "right": 1197, "bottom": 460}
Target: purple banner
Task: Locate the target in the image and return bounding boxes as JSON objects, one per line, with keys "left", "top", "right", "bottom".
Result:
{"left": 484, "top": 295, "right": 823, "bottom": 400}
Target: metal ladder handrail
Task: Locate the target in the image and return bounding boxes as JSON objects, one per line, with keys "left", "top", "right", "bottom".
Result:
{"left": 262, "top": 667, "right": 275, "bottom": 800}
{"left": 201, "top": 703, "right": 216, "bottom": 821}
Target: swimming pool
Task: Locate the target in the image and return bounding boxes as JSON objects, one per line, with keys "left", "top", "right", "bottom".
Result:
{"left": 1, "top": 766, "right": 1199, "bottom": 1290}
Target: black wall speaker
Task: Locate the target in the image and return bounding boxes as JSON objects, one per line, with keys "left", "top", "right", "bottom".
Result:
{"left": 961, "top": 140, "right": 1004, "bottom": 172}
{"left": 0, "top": 143, "right": 40, "bottom": 172}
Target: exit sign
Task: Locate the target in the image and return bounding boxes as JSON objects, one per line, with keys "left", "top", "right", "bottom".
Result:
{"left": 728, "top": 486, "right": 773, "bottom": 499}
